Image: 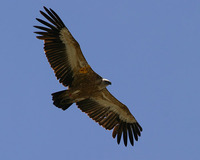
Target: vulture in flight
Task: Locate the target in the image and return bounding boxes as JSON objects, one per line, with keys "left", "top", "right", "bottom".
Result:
{"left": 34, "top": 6, "right": 142, "bottom": 146}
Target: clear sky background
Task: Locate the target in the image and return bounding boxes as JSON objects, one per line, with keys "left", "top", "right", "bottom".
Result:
{"left": 1, "top": 0, "right": 199, "bottom": 159}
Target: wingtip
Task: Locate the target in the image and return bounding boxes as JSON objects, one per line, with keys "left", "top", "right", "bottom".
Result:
{"left": 43, "top": 6, "right": 47, "bottom": 10}
{"left": 43, "top": 6, "right": 50, "bottom": 13}
{"left": 112, "top": 121, "right": 143, "bottom": 146}
{"left": 35, "top": 18, "right": 41, "bottom": 22}
{"left": 137, "top": 122, "right": 143, "bottom": 132}
{"left": 35, "top": 36, "right": 44, "bottom": 40}
{"left": 39, "top": 10, "right": 43, "bottom": 14}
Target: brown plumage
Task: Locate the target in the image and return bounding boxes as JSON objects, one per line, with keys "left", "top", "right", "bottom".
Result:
{"left": 34, "top": 6, "right": 142, "bottom": 146}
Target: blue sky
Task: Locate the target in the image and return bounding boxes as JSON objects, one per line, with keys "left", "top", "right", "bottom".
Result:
{"left": 1, "top": 0, "right": 200, "bottom": 159}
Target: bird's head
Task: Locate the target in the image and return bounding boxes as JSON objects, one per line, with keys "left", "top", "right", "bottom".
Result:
{"left": 102, "top": 78, "right": 112, "bottom": 86}
{"left": 97, "top": 78, "right": 112, "bottom": 90}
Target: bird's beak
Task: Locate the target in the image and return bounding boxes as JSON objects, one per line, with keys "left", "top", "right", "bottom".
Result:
{"left": 107, "top": 81, "right": 112, "bottom": 85}
{"left": 103, "top": 78, "right": 112, "bottom": 85}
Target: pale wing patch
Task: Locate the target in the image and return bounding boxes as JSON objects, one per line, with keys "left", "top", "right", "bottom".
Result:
{"left": 94, "top": 93, "right": 137, "bottom": 123}
{"left": 59, "top": 28, "right": 88, "bottom": 71}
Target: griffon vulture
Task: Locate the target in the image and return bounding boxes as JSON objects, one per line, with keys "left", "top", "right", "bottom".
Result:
{"left": 34, "top": 6, "right": 142, "bottom": 146}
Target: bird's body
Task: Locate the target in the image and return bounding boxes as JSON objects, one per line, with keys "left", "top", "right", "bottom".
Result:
{"left": 34, "top": 6, "right": 142, "bottom": 146}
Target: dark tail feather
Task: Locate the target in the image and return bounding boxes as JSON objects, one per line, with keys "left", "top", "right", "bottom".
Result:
{"left": 52, "top": 90, "right": 73, "bottom": 110}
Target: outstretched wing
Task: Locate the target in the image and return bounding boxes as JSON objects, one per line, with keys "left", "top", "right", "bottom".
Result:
{"left": 34, "top": 7, "right": 91, "bottom": 87}
{"left": 76, "top": 88, "right": 142, "bottom": 146}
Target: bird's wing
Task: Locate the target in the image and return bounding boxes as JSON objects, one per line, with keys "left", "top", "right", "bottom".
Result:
{"left": 76, "top": 88, "right": 142, "bottom": 146}
{"left": 34, "top": 7, "right": 92, "bottom": 87}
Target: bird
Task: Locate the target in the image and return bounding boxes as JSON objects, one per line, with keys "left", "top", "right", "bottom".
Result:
{"left": 34, "top": 6, "right": 142, "bottom": 146}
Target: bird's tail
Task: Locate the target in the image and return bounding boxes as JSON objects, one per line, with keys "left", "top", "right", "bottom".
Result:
{"left": 52, "top": 90, "right": 73, "bottom": 110}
